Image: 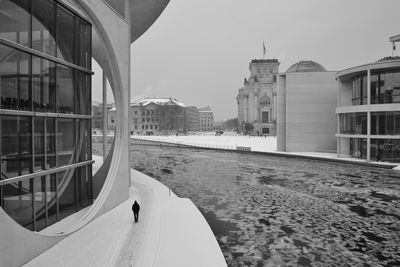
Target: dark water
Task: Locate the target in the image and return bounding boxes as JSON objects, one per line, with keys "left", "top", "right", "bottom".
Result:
{"left": 107, "top": 143, "right": 400, "bottom": 266}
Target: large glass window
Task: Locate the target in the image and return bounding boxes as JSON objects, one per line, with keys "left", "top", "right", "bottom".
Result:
{"left": 370, "top": 139, "right": 400, "bottom": 162}
{"left": 371, "top": 70, "right": 400, "bottom": 104}
{"left": 349, "top": 138, "right": 367, "bottom": 159}
{"left": 371, "top": 112, "right": 400, "bottom": 135}
{"left": 0, "top": 0, "right": 93, "bottom": 231}
{"left": 57, "top": 6, "right": 75, "bottom": 64}
{"left": 352, "top": 75, "right": 367, "bottom": 105}
{"left": 57, "top": 64, "right": 74, "bottom": 113}
{"left": 0, "top": 45, "right": 31, "bottom": 111}
{"left": 32, "top": 0, "right": 56, "bottom": 57}
{"left": 339, "top": 113, "right": 367, "bottom": 135}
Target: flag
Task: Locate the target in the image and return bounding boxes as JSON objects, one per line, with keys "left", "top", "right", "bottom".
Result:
{"left": 263, "top": 42, "right": 267, "bottom": 57}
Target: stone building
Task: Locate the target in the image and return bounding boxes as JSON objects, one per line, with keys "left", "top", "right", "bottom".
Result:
{"left": 127, "top": 98, "right": 186, "bottom": 134}
{"left": 198, "top": 106, "right": 214, "bottom": 131}
{"left": 237, "top": 59, "right": 280, "bottom": 135}
{"left": 185, "top": 106, "right": 200, "bottom": 132}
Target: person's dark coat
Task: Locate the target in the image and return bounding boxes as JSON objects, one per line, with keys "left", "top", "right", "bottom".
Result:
{"left": 132, "top": 201, "right": 140, "bottom": 213}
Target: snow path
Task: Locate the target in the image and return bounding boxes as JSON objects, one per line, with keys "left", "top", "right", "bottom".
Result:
{"left": 25, "top": 157, "right": 226, "bottom": 267}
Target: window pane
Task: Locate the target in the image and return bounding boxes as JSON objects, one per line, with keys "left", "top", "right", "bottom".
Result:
{"left": 0, "top": 46, "right": 31, "bottom": 111}
{"left": 46, "top": 118, "right": 56, "bottom": 168}
{"left": 46, "top": 174, "right": 58, "bottom": 225}
{"left": 32, "top": 0, "right": 56, "bottom": 57}
{"left": 34, "top": 117, "right": 45, "bottom": 171}
{"left": 57, "top": 118, "right": 75, "bottom": 167}
{"left": 58, "top": 170, "right": 76, "bottom": 220}
{"left": 34, "top": 176, "right": 47, "bottom": 231}
{"left": 0, "top": 0, "right": 31, "bottom": 47}
{"left": 57, "top": 64, "right": 74, "bottom": 113}
{"left": 32, "top": 56, "right": 56, "bottom": 112}
{"left": 77, "top": 18, "right": 90, "bottom": 68}
{"left": 3, "top": 180, "right": 33, "bottom": 230}
{"left": 57, "top": 6, "right": 75, "bottom": 64}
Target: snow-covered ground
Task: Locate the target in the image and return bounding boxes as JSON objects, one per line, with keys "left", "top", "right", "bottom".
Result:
{"left": 25, "top": 155, "right": 226, "bottom": 267}
{"left": 132, "top": 134, "right": 400, "bottom": 169}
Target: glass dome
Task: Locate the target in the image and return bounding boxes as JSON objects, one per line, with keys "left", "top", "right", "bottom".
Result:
{"left": 287, "top": 60, "right": 326, "bottom": 72}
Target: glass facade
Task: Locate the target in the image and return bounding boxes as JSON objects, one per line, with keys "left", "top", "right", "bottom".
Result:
{"left": 371, "top": 111, "right": 400, "bottom": 135}
{"left": 370, "top": 139, "right": 400, "bottom": 162}
{"left": 0, "top": 0, "right": 92, "bottom": 231}
{"left": 349, "top": 138, "right": 367, "bottom": 160}
{"left": 352, "top": 70, "right": 400, "bottom": 106}
{"left": 340, "top": 113, "right": 367, "bottom": 135}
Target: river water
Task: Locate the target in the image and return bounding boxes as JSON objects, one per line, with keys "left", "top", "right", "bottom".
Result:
{"left": 98, "top": 143, "right": 400, "bottom": 266}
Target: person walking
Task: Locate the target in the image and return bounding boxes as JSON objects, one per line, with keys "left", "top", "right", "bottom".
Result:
{"left": 132, "top": 200, "right": 140, "bottom": 223}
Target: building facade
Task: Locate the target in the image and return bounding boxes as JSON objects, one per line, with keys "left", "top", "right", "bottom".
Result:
{"left": 277, "top": 61, "right": 337, "bottom": 152}
{"left": 336, "top": 57, "right": 400, "bottom": 162}
{"left": 0, "top": 0, "right": 93, "bottom": 232}
{"left": 185, "top": 106, "right": 200, "bottom": 132}
{"left": 198, "top": 106, "right": 214, "bottom": 132}
{"left": 128, "top": 98, "right": 186, "bottom": 134}
{"left": 237, "top": 59, "right": 280, "bottom": 135}
{"left": 0, "top": 0, "right": 170, "bottom": 265}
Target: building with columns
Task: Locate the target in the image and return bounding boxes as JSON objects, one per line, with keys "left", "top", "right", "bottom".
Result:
{"left": 237, "top": 59, "right": 280, "bottom": 135}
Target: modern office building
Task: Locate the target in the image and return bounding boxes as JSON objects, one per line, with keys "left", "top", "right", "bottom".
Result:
{"left": 336, "top": 57, "right": 400, "bottom": 162}
{"left": 277, "top": 60, "right": 337, "bottom": 152}
{"left": 199, "top": 106, "right": 214, "bottom": 132}
{"left": 237, "top": 59, "right": 280, "bottom": 135}
{"left": 0, "top": 0, "right": 170, "bottom": 266}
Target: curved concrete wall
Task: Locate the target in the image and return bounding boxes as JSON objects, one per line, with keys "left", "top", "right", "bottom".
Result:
{"left": 0, "top": 0, "right": 170, "bottom": 265}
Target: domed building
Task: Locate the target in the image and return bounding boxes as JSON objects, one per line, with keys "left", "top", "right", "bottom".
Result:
{"left": 286, "top": 60, "right": 327, "bottom": 73}
{"left": 277, "top": 60, "right": 338, "bottom": 152}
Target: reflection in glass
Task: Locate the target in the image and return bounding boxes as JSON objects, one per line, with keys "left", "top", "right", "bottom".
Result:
{"left": 32, "top": 0, "right": 56, "bottom": 56}
{"left": 32, "top": 56, "right": 56, "bottom": 112}
{"left": 57, "top": 118, "right": 75, "bottom": 167}
{"left": 57, "top": 64, "right": 74, "bottom": 113}
{"left": 0, "top": 0, "right": 31, "bottom": 47}
{"left": 34, "top": 117, "right": 45, "bottom": 171}
{"left": 57, "top": 6, "right": 75, "bottom": 64}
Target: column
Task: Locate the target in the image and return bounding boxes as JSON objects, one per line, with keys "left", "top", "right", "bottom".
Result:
{"left": 367, "top": 69, "right": 371, "bottom": 161}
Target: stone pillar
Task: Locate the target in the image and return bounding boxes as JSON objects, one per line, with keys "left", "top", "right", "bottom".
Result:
{"left": 367, "top": 69, "right": 371, "bottom": 161}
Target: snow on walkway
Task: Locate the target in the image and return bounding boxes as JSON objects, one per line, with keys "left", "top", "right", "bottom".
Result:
{"left": 25, "top": 156, "right": 226, "bottom": 267}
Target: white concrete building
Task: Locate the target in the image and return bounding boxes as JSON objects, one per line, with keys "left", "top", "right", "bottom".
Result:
{"left": 277, "top": 61, "right": 337, "bottom": 152}
{"left": 0, "top": 0, "right": 170, "bottom": 265}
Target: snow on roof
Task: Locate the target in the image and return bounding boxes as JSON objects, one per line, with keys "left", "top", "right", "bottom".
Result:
{"left": 198, "top": 106, "right": 213, "bottom": 112}
{"left": 131, "top": 98, "right": 186, "bottom": 107}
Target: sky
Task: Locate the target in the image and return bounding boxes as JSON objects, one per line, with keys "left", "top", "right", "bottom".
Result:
{"left": 93, "top": 0, "right": 400, "bottom": 121}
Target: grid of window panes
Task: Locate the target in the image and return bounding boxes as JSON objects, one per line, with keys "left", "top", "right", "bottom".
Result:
{"left": 349, "top": 138, "right": 367, "bottom": 159}
{"left": 370, "top": 70, "right": 400, "bottom": 104}
{"left": 0, "top": 0, "right": 92, "bottom": 231}
{"left": 351, "top": 70, "right": 400, "bottom": 105}
{"left": 339, "top": 113, "right": 367, "bottom": 135}
{"left": 371, "top": 111, "right": 400, "bottom": 135}
{"left": 370, "top": 139, "right": 400, "bottom": 162}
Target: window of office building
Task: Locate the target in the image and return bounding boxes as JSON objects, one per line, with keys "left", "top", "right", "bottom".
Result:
{"left": 370, "top": 139, "right": 400, "bottom": 162}
{"left": 352, "top": 75, "right": 367, "bottom": 105}
{"left": 371, "top": 70, "right": 400, "bottom": 104}
{"left": 349, "top": 138, "right": 367, "bottom": 159}
{"left": 0, "top": 0, "right": 93, "bottom": 231}
{"left": 340, "top": 113, "right": 367, "bottom": 135}
{"left": 371, "top": 111, "right": 400, "bottom": 135}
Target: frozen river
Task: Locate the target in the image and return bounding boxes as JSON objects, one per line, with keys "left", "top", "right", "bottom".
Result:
{"left": 98, "top": 142, "right": 400, "bottom": 266}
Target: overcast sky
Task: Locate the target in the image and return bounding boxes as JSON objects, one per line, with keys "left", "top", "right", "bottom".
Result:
{"left": 93, "top": 0, "right": 400, "bottom": 121}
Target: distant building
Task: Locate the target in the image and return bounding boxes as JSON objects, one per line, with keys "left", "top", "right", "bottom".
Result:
{"left": 199, "top": 106, "right": 214, "bottom": 131}
{"left": 92, "top": 101, "right": 114, "bottom": 130}
{"left": 277, "top": 60, "right": 337, "bottom": 152}
{"left": 128, "top": 98, "right": 187, "bottom": 134}
{"left": 336, "top": 56, "right": 400, "bottom": 162}
{"left": 237, "top": 59, "right": 280, "bottom": 135}
{"left": 185, "top": 106, "right": 200, "bottom": 132}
